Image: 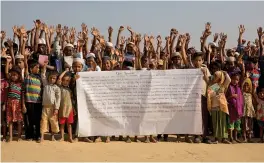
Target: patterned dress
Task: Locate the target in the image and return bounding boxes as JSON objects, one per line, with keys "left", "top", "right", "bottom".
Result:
{"left": 6, "top": 82, "right": 24, "bottom": 123}
{"left": 243, "top": 93, "right": 255, "bottom": 118}
{"left": 256, "top": 98, "right": 264, "bottom": 122}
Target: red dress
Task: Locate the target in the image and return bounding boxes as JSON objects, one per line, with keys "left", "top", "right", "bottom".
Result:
{"left": 6, "top": 83, "right": 23, "bottom": 123}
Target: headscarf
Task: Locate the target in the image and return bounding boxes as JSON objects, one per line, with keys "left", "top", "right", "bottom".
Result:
{"left": 214, "top": 71, "right": 225, "bottom": 85}
{"left": 242, "top": 78, "right": 253, "bottom": 93}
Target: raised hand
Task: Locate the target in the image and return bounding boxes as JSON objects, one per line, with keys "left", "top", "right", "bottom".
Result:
{"left": 43, "top": 24, "right": 49, "bottom": 34}
{"left": 56, "top": 24, "right": 62, "bottom": 35}
{"left": 257, "top": 27, "right": 264, "bottom": 37}
{"left": 136, "top": 33, "right": 142, "bottom": 43}
{"left": 12, "top": 26, "right": 19, "bottom": 36}
{"left": 1, "top": 47, "right": 7, "bottom": 56}
{"left": 6, "top": 38, "right": 13, "bottom": 47}
{"left": 120, "top": 36, "right": 125, "bottom": 45}
{"left": 170, "top": 28, "right": 178, "bottom": 35}
{"left": 213, "top": 33, "right": 218, "bottom": 42}
{"left": 127, "top": 26, "right": 133, "bottom": 34}
{"left": 49, "top": 26, "right": 55, "bottom": 35}
{"left": 118, "top": 26, "right": 124, "bottom": 33}
{"left": 63, "top": 26, "right": 69, "bottom": 35}
{"left": 144, "top": 34, "right": 149, "bottom": 42}
{"left": 238, "top": 25, "right": 245, "bottom": 35}
{"left": 19, "top": 26, "right": 27, "bottom": 36}
{"left": 108, "top": 26, "right": 113, "bottom": 34}
{"left": 91, "top": 27, "right": 99, "bottom": 37}
{"left": 186, "top": 33, "right": 190, "bottom": 42}
{"left": 1, "top": 31, "right": 6, "bottom": 41}
{"left": 77, "top": 32, "right": 83, "bottom": 40}
{"left": 205, "top": 22, "right": 211, "bottom": 32}
{"left": 156, "top": 35, "right": 162, "bottom": 45}
{"left": 180, "top": 34, "right": 187, "bottom": 44}
{"left": 149, "top": 35, "right": 155, "bottom": 45}
{"left": 34, "top": 20, "right": 42, "bottom": 29}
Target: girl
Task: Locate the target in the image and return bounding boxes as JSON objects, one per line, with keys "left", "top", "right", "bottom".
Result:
{"left": 226, "top": 72, "right": 244, "bottom": 143}
{"left": 39, "top": 66, "right": 61, "bottom": 143}
{"left": 57, "top": 70, "right": 74, "bottom": 143}
{"left": 6, "top": 66, "right": 25, "bottom": 142}
{"left": 207, "top": 71, "right": 231, "bottom": 144}
{"left": 255, "top": 87, "right": 264, "bottom": 143}
{"left": 241, "top": 78, "right": 255, "bottom": 143}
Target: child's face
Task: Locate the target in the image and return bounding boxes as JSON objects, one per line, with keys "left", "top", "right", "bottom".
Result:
{"left": 31, "top": 64, "right": 40, "bottom": 74}
{"left": 231, "top": 75, "right": 240, "bottom": 86}
{"left": 243, "top": 82, "right": 250, "bottom": 93}
{"left": 48, "top": 75, "right": 57, "bottom": 84}
{"left": 72, "top": 62, "right": 83, "bottom": 73}
{"left": 258, "top": 88, "right": 264, "bottom": 99}
{"left": 86, "top": 58, "right": 94, "bottom": 66}
{"left": 193, "top": 56, "right": 203, "bottom": 68}
{"left": 103, "top": 60, "right": 111, "bottom": 70}
{"left": 10, "top": 71, "right": 19, "bottom": 82}
{"left": 62, "top": 76, "right": 71, "bottom": 87}
{"left": 15, "top": 59, "right": 24, "bottom": 69}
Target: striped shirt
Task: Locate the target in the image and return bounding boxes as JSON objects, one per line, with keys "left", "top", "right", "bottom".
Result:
{"left": 8, "top": 83, "right": 23, "bottom": 100}
{"left": 250, "top": 68, "right": 260, "bottom": 88}
{"left": 24, "top": 74, "right": 42, "bottom": 103}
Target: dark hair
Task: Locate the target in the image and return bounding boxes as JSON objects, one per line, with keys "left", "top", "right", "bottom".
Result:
{"left": 62, "top": 73, "right": 72, "bottom": 79}
{"left": 9, "top": 66, "right": 22, "bottom": 81}
{"left": 257, "top": 87, "right": 264, "bottom": 94}
{"left": 209, "top": 61, "right": 222, "bottom": 70}
{"left": 249, "top": 56, "right": 259, "bottom": 64}
{"left": 28, "top": 59, "right": 39, "bottom": 70}
{"left": 48, "top": 71, "right": 59, "bottom": 78}
{"left": 192, "top": 52, "right": 204, "bottom": 60}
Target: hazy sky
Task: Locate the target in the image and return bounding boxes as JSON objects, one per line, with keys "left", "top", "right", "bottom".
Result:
{"left": 1, "top": 1, "right": 264, "bottom": 49}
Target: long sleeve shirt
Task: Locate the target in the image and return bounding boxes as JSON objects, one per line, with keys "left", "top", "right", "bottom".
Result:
{"left": 41, "top": 70, "right": 61, "bottom": 110}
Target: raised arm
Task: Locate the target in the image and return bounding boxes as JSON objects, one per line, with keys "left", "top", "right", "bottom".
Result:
{"left": 156, "top": 35, "right": 162, "bottom": 59}
{"left": 179, "top": 34, "right": 188, "bottom": 66}
{"left": 108, "top": 26, "right": 113, "bottom": 43}
{"left": 90, "top": 27, "right": 99, "bottom": 52}
{"left": 115, "top": 26, "right": 124, "bottom": 49}
{"left": 43, "top": 24, "right": 51, "bottom": 54}
{"left": 34, "top": 20, "right": 41, "bottom": 52}
{"left": 6, "top": 39, "right": 15, "bottom": 66}
{"left": 1, "top": 31, "right": 6, "bottom": 49}
{"left": 170, "top": 28, "right": 178, "bottom": 57}
{"left": 257, "top": 27, "right": 264, "bottom": 56}
{"left": 81, "top": 24, "right": 89, "bottom": 57}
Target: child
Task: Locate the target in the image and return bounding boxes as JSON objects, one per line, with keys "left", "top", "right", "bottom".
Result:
{"left": 39, "top": 65, "right": 61, "bottom": 143}
{"left": 226, "top": 72, "right": 244, "bottom": 143}
{"left": 255, "top": 87, "right": 264, "bottom": 143}
{"left": 57, "top": 70, "right": 74, "bottom": 143}
{"left": 85, "top": 53, "right": 101, "bottom": 71}
{"left": 24, "top": 59, "right": 43, "bottom": 141}
{"left": 241, "top": 78, "right": 255, "bottom": 142}
{"left": 207, "top": 70, "right": 231, "bottom": 144}
{"left": 70, "top": 57, "right": 93, "bottom": 143}
{"left": 1, "top": 56, "right": 9, "bottom": 141}
{"left": 190, "top": 52, "right": 212, "bottom": 144}
{"left": 14, "top": 54, "right": 25, "bottom": 80}
{"left": 5, "top": 66, "right": 26, "bottom": 142}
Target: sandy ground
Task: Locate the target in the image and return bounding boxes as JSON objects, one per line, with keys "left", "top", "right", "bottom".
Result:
{"left": 2, "top": 137, "right": 264, "bottom": 162}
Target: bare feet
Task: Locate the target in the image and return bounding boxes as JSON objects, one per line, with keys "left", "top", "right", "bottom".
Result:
{"left": 144, "top": 137, "right": 150, "bottom": 143}
{"left": 94, "top": 137, "right": 102, "bottom": 143}
{"left": 84, "top": 137, "right": 93, "bottom": 143}
{"left": 51, "top": 135, "right": 56, "bottom": 141}
{"left": 17, "top": 138, "right": 22, "bottom": 142}
{"left": 234, "top": 139, "right": 242, "bottom": 143}
{"left": 185, "top": 137, "right": 193, "bottom": 143}
{"left": 126, "top": 136, "right": 132, "bottom": 143}
{"left": 37, "top": 138, "right": 44, "bottom": 143}
{"left": 222, "top": 138, "right": 232, "bottom": 144}
{"left": 105, "top": 136, "right": 110, "bottom": 143}
{"left": 134, "top": 138, "right": 141, "bottom": 143}
{"left": 58, "top": 138, "right": 64, "bottom": 142}
{"left": 68, "top": 138, "right": 74, "bottom": 143}
{"left": 150, "top": 136, "right": 157, "bottom": 143}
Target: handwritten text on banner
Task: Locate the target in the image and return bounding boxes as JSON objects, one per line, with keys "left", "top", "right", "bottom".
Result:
{"left": 77, "top": 69, "right": 203, "bottom": 136}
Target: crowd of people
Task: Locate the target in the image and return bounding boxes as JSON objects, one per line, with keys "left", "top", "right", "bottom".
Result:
{"left": 1, "top": 20, "right": 264, "bottom": 144}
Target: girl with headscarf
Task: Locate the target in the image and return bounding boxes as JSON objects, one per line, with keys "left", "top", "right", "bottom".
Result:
{"left": 226, "top": 71, "right": 244, "bottom": 143}
{"left": 241, "top": 78, "right": 255, "bottom": 143}
{"left": 207, "top": 70, "right": 231, "bottom": 144}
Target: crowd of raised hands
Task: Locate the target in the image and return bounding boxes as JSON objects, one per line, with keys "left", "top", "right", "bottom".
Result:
{"left": 1, "top": 19, "right": 264, "bottom": 144}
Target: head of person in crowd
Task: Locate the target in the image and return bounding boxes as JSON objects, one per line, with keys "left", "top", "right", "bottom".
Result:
{"left": 102, "top": 56, "right": 113, "bottom": 71}
{"left": 209, "top": 42, "right": 218, "bottom": 54}
{"left": 38, "top": 38, "right": 47, "bottom": 55}
{"left": 105, "top": 42, "right": 114, "bottom": 55}
{"left": 225, "top": 56, "right": 236, "bottom": 71}
{"left": 28, "top": 59, "right": 40, "bottom": 74}
{"left": 242, "top": 78, "right": 252, "bottom": 94}
{"left": 246, "top": 56, "right": 258, "bottom": 71}
{"left": 9, "top": 66, "right": 22, "bottom": 83}
{"left": 15, "top": 54, "right": 25, "bottom": 70}
{"left": 86, "top": 53, "right": 96, "bottom": 67}
{"left": 187, "top": 47, "right": 196, "bottom": 57}
{"left": 257, "top": 86, "right": 264, "bottom": 100}
{"left": 227, "top": 49, "right": 235, "bottom": 57}
{"left": 171, "top": 52, "right": 182, "bottom": 67}
{"left": 160, "top": 51, "right": 166, "bottom": 60}
{"left": 61, "top": 73, "right": 72, "bottom": 87}
{"left": 149, "top": 59, "right": 157, "bottom": 70}
{"left": 141, "top": 55, "right": 149, "bottom": 69}
{"left": 192, "top": 51, "right": 204, "bottom": 68}
{"left": 64, "top": 43, "right": 74, "bottom": 57}
{"left": 73, "top": 41, "right": 78, "bottom": 53}
{"left": 1, "top": 56, "right": 8, "bottom": 77}
{"left": 229, "top": 69, "right": 241, "bottom": 86}
{"left": 4, "top": 41, "right": 18, "bottom": 56}
{"left": 52, "top": 40, "right": 61, "bottom": 56}
{"left": 209, "top": 61, "right": 222, "bottom": 75}
{"left": 72, "top": 58, "right": 84, "bottom": 73}
{"left": 212, "top": 70, "right": 225, "bottom": 85}
{"left": 126, "top": 42, "right": 135, "bottom": 55}
{"left": 48, "top": 71, "right": 59, "bottom": 85}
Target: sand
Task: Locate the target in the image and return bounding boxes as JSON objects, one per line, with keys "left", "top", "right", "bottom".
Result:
{"left": 2, "top": 138, "right": 264, "bottom": 162}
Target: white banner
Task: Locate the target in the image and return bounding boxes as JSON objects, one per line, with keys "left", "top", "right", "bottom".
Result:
{"left": 77, "top": 69, "right": 203, "bottom": 137}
